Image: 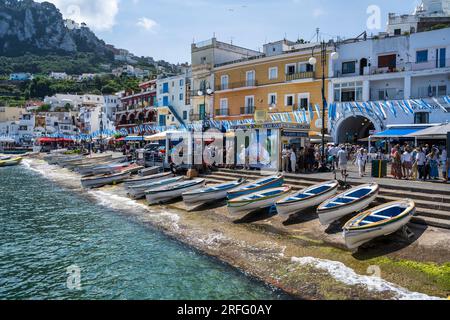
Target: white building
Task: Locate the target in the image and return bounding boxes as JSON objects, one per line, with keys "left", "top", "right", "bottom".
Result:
{"left": 49, "top": 72, "right": 69, "bottom": 80}
{"left": 387, "top": 0, "right": 450, "bottom": 36}
{"left": 156, "top": 69, "right": 192, "bottom": 127}
{"left": 328, "top": 27, "right": 450, "bottom": 143}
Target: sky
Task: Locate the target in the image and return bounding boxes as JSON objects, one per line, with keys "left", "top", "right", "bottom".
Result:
{"left": 37, "top": 0, "right": 422, "bottom": 63}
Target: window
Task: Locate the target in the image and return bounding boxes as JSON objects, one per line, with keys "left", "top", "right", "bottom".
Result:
{"left": 246, "top": 71, "right": 255, "bottom": 86}
{"left": 162, "top": 82, "right": 169, "bottom": 93}
{"left": 437, "top": 48, "right": 446, "bottom": 68}
{"left": 179, "top": 93, "right": 184, "bottom": 101}
{"left": 297, "top": 93, "right": 310, "bottom": 109}
{"left": 183, "top": 111, "right": 187, "bottom": 120}
{"left": 414, "top": 112, "right": 429, "bottom": 124}
{"left": 416, "top": 50, "right": 428, "bottom": 63}
{"left": 286, "top": 64, "right": 296, "bottom": 75}
{"left": 394, "top": 29, "right": 401, "bottom": 36}
{"left": 179, "top": 79, "right": 184, "bottom": 87}
{"left": 378, "top": 54, "right": 397, "bottom": 69}
{"left": 219, "top": 99, "right": 228, "bottom": 115}
{"left": 172, "top": 81, "right": 175, "bottom": 87}
{"left": 268, "top": 93, "right": 277, "bottom": 106}
{"left": 342, "top": 61, "right": 356, "bottom": 74}
{"left": 299, "top": 63, "right": 314, "bottom": 73}
{"left": 285, "top": 95, "right": 295, "bottom": 107}
{"left": 221, "top": 75, "right": 229, "bottom": 90}
{"left": 268, "top": 67, "right": 278, "bottom": 80}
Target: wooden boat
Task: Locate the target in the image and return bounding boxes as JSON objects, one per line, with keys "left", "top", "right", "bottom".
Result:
{"left": 146, "top": 179, "right": 206, "bottom": 205}
{"left": 124, "top": 172, "right": 173, "bottom": 188}
{"left": 78, "top": 161, "right": 131, "bottom": 177}
{"left": 343, "top": 200, "right": 416, "bottom": 249}
{"left": 59, "top": 154, "right": 112, "bottom": 168}
{"left": 127, "top": 177, "right": 184, "bottom": 199}
{"left": 81, "top": 171, "right": 131, "bottom": 189}
{"left": 46, "top": 154, "right": 82, "bottom": 165}
{"left": 228, "top": 186, "right": 292, "bottom": 215}
{"left": 0, "top": 156, "right": 12, "bottom": 161}
{"left": 138, "top": 166, "right": 162, "bottom": 177}
{"left": 227, "top": 174, "right": 284, "bottom": 200}
{"left": 0, "top": 157, "right": 23, "bottom": 167}
{"left": 75, "top": 156, "right": 128, "bottom": 174}
{"left": 183, "top": 178, "right": 247, "bottom": 209}
{"left": 317, "top": 183, "right": 380, "bottom": 226}
{"left": 276, "top": 181, "right": 339, "bottom": 216}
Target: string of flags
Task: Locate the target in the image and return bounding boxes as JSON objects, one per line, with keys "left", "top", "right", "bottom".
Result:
{"left": 33, "top": 96, "right": 450, "bottom": 141}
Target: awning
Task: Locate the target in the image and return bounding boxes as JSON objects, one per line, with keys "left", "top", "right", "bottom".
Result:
{"left": 405, "top": 123, "right": 450, "bottom": 139}
{"left": 0, "top": 137, "right": 15, "bottom": 143}
{"left": 37, "top": 137, "right": 74, "bottom": 143}
{"left": 372, "top": 127, "right": 428, "bottom": 138}
{"left": 125, "top": 136, "right": 145, "bottom": 142}
{"left": 144, "top": 131, "right": 180, "bottom": 142}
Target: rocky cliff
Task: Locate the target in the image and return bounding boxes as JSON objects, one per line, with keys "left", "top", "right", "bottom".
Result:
{"left": 0, "top": 0, "right": 113, "bottom": 58}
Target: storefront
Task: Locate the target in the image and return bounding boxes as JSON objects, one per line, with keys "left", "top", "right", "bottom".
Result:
{"left": 229, "top": 122, "right": 310, "bottom": 171}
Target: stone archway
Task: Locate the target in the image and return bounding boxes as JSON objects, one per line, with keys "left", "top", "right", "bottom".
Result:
{"left": 335, "top": 115, "right": 376, "bottom": 144}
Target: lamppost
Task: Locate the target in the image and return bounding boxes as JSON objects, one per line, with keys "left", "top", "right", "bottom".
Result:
{"left": 99, "top": 112, "right": 104, "bottom": 153}
{"left": 308, "top": 40, "right": 339, "bottom": 172}
{"left": 193, "top": 81, "right": 214, "bottom": 171}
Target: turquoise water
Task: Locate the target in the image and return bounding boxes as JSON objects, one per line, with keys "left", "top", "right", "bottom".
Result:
{"left": 0, "top": 165, "right": 284, "bottom": 300}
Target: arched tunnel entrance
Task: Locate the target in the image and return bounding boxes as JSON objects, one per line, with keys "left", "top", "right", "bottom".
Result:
{"left": 336, "top": 116, "right": 375, "bottom": 144}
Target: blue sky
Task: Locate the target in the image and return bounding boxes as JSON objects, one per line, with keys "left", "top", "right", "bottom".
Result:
{"left": 40, "top": 0, "right": 421, "bottom": 63}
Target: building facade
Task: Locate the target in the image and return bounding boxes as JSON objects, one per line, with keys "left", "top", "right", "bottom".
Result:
{"left": 156, "top": 70, "right": 192, "bottom": 127}
{"left": 329, "top": 27, "right": 450, "bottom": 143}
{"left": 212, "top": 40, "right": 331, "bottom": 138}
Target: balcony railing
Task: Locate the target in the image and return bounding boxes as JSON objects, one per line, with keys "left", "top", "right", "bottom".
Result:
{"left": 215, "top": 80, "right": 258, "bottom": 91}
{"left": 190, "top": 113, "right": 211, "bottom": 121}
{"left": 286, "top": 71, "right": 315, "bottom": 81}
{"left": 240, "top": 106, "right": 255, "bottom": 115}
{"left": 215, "top": 109, "right": 229, "bottom": 116}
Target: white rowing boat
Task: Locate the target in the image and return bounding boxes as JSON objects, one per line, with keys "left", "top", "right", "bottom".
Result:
{"left": 81, "top": 171, "right": 131, "bottom": 189}
{"left": 227, "top": 186, "right": 292, "bottom": 216}
{"left": 343, "top": 200, "right": 416, "bottom": 249}
{"left": 146, "top": 179, "right": 206, "bottom": 205}
{"left": 127, "top": 176, "right": 184, "bottom": 199}
{"left": 124, "top": 172, "right": 173, "bottom": 188}
{"left": 317, "top": 183, "right": 380, "bottom": 226}
{"left": 276, "top": 180, "right": 339, "bottom": 216}
{"left": 227, "top": 174, "right": 284, "bottom": 200}
{"left": 182, "top": 178, "right": 247, "bottom": 209}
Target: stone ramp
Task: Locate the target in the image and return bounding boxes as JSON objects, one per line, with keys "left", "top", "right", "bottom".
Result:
{"left": 201, "top": 168, "right": 450, "bottom": 230}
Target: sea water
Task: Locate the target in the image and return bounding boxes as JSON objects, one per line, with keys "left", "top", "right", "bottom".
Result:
{"left": 0, "top": 165, "right": 284, "bottom": 300}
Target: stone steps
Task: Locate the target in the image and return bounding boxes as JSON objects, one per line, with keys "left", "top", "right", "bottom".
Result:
{"left": 203, "top": 170, "right": 450, "bottom": 230}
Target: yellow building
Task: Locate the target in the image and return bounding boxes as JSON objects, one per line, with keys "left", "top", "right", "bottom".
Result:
{"left": 213, "top": 40, "right": 333, "bottom": 137}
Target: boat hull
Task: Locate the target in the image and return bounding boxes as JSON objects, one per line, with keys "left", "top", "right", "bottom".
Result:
{"left": 127, "top": 177, "right": 183, "bottom": 199}
{"left": 318, "top": 192, "right": 378, "bottom": 226}
{"left": 124, "top": 172, "right": 173, "bottom": 188}
{"left": 182, "top": 180, "right": 247, "bottom": 208}
{"left": 146, "top": 180, "right": 206, "bottom": 205}
{"left": 0, "top": 157, "right": 22, "bottom": 167}
{"left": 228, "top": 188, "right": 291, "bottom": 216}
{"left": 276, "top": 184, "right": 338, "bottom": 216}
{"left": 227, "top": 176, "right": 284, "bottom": 200}
{"left": 81, "top": 172, "right": 131, "bottom": 189}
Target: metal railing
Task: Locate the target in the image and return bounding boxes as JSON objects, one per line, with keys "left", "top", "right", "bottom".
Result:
{"left": 215, "top": 80, "right": 258, "bottom": 91}
{"left": 215, "top": 109, "right": 229, "bottom": 116}
{"left": 189, "top": 113, "right": 211, "bottom": 121}
{"left": 286, "top": 71, "right": 315, "bottom": 81}
{"left": 240, "top": 106, "right": 255, "bottom": 115}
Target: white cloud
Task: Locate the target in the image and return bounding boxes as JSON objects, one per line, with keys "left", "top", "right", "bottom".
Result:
{"left": 136, "top": 17, "right": 158, "bottom": 32}
{"left": 36, "top": 0, "right": 119, "bottom": 31}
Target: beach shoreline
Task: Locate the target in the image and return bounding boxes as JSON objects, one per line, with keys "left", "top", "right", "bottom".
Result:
{"left": 22, "top": 155, "right": 450, "bottom": 300}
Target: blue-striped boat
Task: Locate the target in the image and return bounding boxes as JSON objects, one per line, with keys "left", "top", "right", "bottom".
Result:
{"left": 343, "top": 200, "right": 416, "bottom": 249}
{"left": 228, "top": 186, "right": 292, "bottom": 215}
{"left": 227, "top": 174, "right": 284, "bottom": 200}
{"left": 276, "top": 180, "right": 339, "bottom": 215}
{"left": 317, "top": 183, "right": 379, "bottom": 226}
{"left": 146, "top": 179, "right": 206, "bottom": 204}
{"left": 183, "top": 178, "right": 247, "bottom": 209}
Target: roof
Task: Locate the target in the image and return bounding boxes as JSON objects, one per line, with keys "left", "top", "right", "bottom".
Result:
{"left": 405, "top": 123, "right": 450, "bottom": 138}
{"left": 372, "top": 127, "right": 429, "bottom": 138}
{"left": 124, "top": 136, "right": 145, "bottom": 142}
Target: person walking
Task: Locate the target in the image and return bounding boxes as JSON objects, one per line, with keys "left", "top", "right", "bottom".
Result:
{"left": 282, "top": 146, "right": 289, "bottom": 173}
{"left": 290, "top": 148, "right": 297, "bottom": 173}
{"left": 402, "top": 147, "right": 413, "bottom": 179}
{"left": 427, "top": 150, "right": 439, "bottom": 180}
{"left": 391, "top": 145, "right": 403, "bottom": 180}
{"left": 416, "top": 148, "right": 426, "bottom": 181}
{"left": 356, "top": 148, "right": 367, "bottom": 178}
{"left": 337, "top": 146, "right": 348, "bottom": 179}
{"left": 440, "top": 148, "right": 448, "bottom": 181}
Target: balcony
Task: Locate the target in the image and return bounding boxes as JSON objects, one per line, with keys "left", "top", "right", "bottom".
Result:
{"left": 215, "top": 109, "right": 229, "bottom": 116}
{"left": 189, "top": 112, "right": 211, "bottom": 122}
{"left": 240, "top": 106, "right": 255, "bottom": 115}
{"left": 215, "top": 80, "right": 258, "bottom": 91}
{"left": 286, "top": 71, "right": 315, "bottom": 81}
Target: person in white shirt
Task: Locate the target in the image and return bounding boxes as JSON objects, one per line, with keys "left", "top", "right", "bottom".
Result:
{"left": 416, "top": 148, "right": 426, "bottom": 181}
{"left": 337, "top": 146, "right": 348, "bottom": 178}
{"left": 290, "top": 148, "right": 297, "bottom": 173}
{"left": 402, "top": 148, "right": 413, "bottom": 179}
{"left": 356, "top": 148, "right": 368, "bottom": 177}
{"left": 440, "top": 148, "right": 448, "bottom": 180}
